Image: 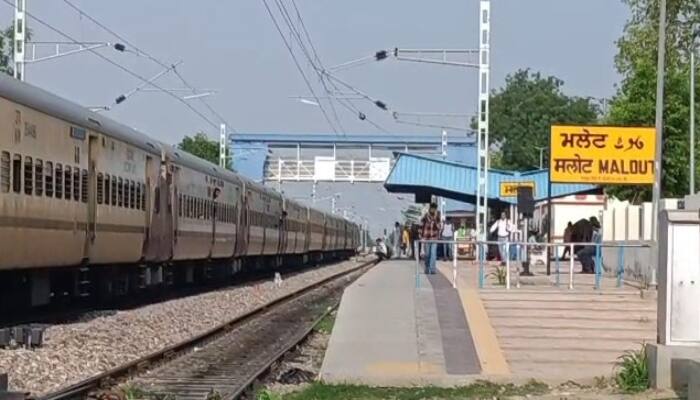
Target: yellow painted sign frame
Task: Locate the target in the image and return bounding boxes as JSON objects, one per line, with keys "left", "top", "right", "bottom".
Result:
{"left": 499, "top": 181, "right": 535, "bottom": 197}
{"left": 549, "top": 125, "right": 656, "bottom": 185}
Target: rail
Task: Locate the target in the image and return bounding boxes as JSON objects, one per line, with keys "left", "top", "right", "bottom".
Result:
{"left": 37, "top": 257, "right": 378, "bottom": 400}
{"left": 414, "top": 239, "right": 650, "bottom": 291}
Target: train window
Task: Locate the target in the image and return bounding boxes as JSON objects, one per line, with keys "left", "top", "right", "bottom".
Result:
{"left": 141, "top": 183, "right": 146, "bottom": 211}
{"left": 125, "top": 180, "right": 130, "bottom": 208}
{"left": 64, "top": 166, "right": 72, "bottom": 200}
{"left": 22, "top": 156, "right": 32, "bottom": 195}
{"left": 55, "top": 164, "right": 63, "bottom": 198}
{"left": 118, "top": 177, "right": 123, "bottom": 207}
{"left": 111, "top": 176, "right": 117, "bottom": 205}
{"left": 97, "top": 173, "right": 103, "bottom": 204}
{"left": 0, "top": 151, "right": 9, "bottom": 193}
{"left": 74, "top": 146, "right": 80, "bottom": 164}
{"left": 45, "top": 161, "right": 53, "bottom": 197}
{"left": 130, "top": 181, "right": 135, "bottom": 209}
{"left": 73, "top": 168, "right": 80, "bottom": 201}
{"left": 153, "top": 187, "right": 160, "bottom": 214}
{"left": 104, "top": 175, "right": 110, "bottom": 205}
{"left": 136, "top": 182, "right": 141, "bottom": 210}
{"left": 81, "top": 169, "right": 87, "bottom": 203}
{"left": 177, "top": 193, "right": 182, "bottom": 217}
{"left": 35, "top": 159, "right": 43, "bottom": 196}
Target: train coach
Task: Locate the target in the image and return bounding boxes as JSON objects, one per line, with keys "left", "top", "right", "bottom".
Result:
{"left": 0, "top": 76, "right": 360, "bottom": 311}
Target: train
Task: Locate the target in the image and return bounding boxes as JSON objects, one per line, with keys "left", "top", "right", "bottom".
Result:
{"left": 0, "top": 75, "right": 361, "bottom": 311}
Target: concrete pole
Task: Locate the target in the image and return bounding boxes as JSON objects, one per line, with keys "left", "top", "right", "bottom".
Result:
{"left": 651, "top": 0, "right": 667, "bottom": 289}
{"left": 219, "top": 123, "right": 226, "bottom": 169}
{"left": 691, "top": 49, "right": 695, "bottom": 195}
{"left": 440, "top": 129, "right": 447, "bottom": 220}
{"left": 13, "top": 0, "right": 25, "bottom": 81}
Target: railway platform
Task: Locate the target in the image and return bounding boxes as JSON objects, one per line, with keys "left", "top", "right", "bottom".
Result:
{"left": 320, "top": 257, "right": 657, "bottom": 386}
{"left": 320, "top": 259, "right": 508, "bottom": 386}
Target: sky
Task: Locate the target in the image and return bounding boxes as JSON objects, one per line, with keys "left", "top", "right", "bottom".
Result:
{"left": 0, "top": 0, "right": 630, "bottom": 146}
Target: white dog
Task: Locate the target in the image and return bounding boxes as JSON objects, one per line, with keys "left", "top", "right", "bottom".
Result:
{"left": 274, "top": 272, "right": 283, "bottom": 288}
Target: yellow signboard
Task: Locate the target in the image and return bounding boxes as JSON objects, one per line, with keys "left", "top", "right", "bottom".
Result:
{"left": 550, "top": 125, "right": 656, "bottom": 184}
{"left": 499, "top": 181, "right": 535, "bottom": 197}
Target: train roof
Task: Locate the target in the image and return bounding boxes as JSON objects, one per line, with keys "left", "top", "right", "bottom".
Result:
{"left": 0, "top": 77, "right": 358, "bottom": 226}
{"left": 0, "top": 76, "right": 243, "bottom": 185}
{"left": 0, "top": 75, "right": 163, "bottom": 154}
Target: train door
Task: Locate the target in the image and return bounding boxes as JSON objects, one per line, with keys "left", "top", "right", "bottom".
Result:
{"left": 233, "top": 185, "right": 248, "bottom": 257}
{"left": 143, "top": 155, "right": 173, "bottom": 261}
{"left": 210, "top": 183, "right": 220, "bottom": 258}
{"left": 84, "top": 135, "right": 99, "bottom": 258}
{"left": 278, "top": 200, "right": 288, "bottom": 254}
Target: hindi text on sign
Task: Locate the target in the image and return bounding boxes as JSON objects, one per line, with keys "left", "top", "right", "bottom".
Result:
{"left": 550, "top": 125, "right": 655, "bottom": 185}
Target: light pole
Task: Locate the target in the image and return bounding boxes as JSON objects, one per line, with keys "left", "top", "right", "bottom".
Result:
{"left": 535, "top": 146, "right": 546, "bottom": 170}
{"left": 691, "top": 30, "right": 698, "bottom": 195}
{"left": 650, "top": 0, "right": 667, "bottom": 290}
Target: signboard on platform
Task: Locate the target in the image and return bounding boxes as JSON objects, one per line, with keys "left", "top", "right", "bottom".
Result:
{"left": 550, "top": 125, "right": 656, "bottom": 184}
{"left": 499, "top": 181, "right": 535, "bottom": 197}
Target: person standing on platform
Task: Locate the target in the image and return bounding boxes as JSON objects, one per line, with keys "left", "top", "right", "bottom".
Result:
{"left": 490, "top": 211, "right": 514, "bottom": 265}
{"left": 561, "top": 221, "right": 573, "bottom": 260}
{"left": 401, "top": 226, "right": 410, "bottom": 257}
{"left": 420, "top": 202, "right": 442, "bottom": 274}
{"left": 441, "top": 218, "right": 455, "bottom": 261}
{"left": 410, "top": 223, "right": 419, "bottom": 259}
{"left": 392, "top": 221, "right": 401, "bottom": 259}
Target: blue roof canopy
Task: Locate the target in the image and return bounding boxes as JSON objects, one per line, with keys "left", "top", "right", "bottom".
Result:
{"left": 385, "top": 152, "right": 599, "bottom": 205}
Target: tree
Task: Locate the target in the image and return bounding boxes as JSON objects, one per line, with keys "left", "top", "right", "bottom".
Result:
{"left": 177, "top": 133, "right": 220, "bottom": 165}
{"left": 0, "top": 23, "right": 33, "bottom": 76}
{"left": 401, "top": 204, "right": 424, "bottom": 225}
{"left": 482, "top": 69, "right": 599, "bottom": 171}
{"left": 607, "top": 0, "right": 700, "bottom": 202}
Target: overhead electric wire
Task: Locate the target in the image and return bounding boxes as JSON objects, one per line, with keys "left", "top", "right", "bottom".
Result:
{"left": 261, "top": 0, "right": 340, "bottom": 134}
{"left": 272, "top": 0, "right": 344, "bottom": 134}
{"left": 273, "top": 0, "right": 391, "bottom": 135}
{"left": 62, "top": 0, "right": 166, "bottom": 68}
{"left": 2, "top": 0, "right": 223, "bottom": 131}
{"left": 273, "top": 1, "right": 393, "bottom": 134}
{"left": 62, "top": 0, "right": 237, "bottom": 133}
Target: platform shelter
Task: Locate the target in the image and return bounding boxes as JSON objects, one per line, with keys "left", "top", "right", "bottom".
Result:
{"left": 384, "top": 152, "right": 599, "bottom": 208}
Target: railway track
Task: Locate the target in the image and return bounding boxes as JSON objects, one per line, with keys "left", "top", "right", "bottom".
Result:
{"left": 36, "top": 257, "right": 377, "bottom": 400}
{"left": 0, "top": 258, "right": 346, "bottom": 331}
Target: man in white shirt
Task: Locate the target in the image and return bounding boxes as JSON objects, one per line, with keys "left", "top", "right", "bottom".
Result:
{"left": 490, "top": 211, "right": 514, "bottom": 264}
{"left": 441, "top": 219, "right": 454, "bottom": 261}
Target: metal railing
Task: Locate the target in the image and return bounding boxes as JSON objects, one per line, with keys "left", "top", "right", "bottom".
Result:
{"left": 413, "top": 239, "right": 460, "bottom": 289}
{"left": 414, "top": 239, "right": 650, "bottom": 291}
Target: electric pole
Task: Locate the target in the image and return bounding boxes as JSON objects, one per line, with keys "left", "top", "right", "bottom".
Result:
{"left": 219, "top": 123, "right": 227, "bottom": 169}
{"left": 14, "top": 0, "right": 26, "bottom": 81}
{"left": 650, "top": 0, "right": 667, "bottom": 289}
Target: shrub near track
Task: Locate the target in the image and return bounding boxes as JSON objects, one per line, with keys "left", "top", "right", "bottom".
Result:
{"left": 257, "top": 380, "right": 549, "bottom": 400}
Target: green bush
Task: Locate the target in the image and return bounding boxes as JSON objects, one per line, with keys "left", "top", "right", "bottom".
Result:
{"left": 615, "top": 344, "right": 649, "bottom": 393}
{"left": 489, "top": 265, "right": 508, "bottom": 285}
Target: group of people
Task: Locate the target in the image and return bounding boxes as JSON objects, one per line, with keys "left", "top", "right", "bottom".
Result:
{"left": 487, "top": 211, "right": 603, "bottom": 274}
{"left": 376, "top": 203, "right": 604, "bottom": 275}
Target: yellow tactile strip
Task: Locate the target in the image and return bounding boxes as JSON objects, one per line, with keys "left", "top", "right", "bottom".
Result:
{"left": 459, "top": 288, "right": 510, "bottom": 375}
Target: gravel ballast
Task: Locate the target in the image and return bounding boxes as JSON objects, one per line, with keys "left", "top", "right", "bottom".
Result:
{"left": 0, "top": 259, "right": 365, "bottom": 396}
